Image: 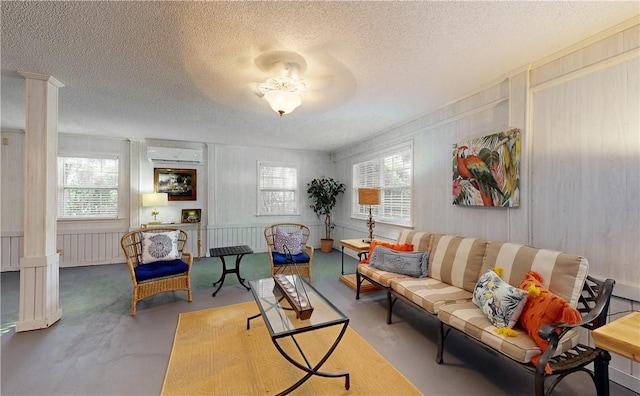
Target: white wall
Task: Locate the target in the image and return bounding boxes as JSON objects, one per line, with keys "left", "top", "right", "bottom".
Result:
{"left": 1, "top": 132, "right": 132, "bottom": 270}
{"left": 0, "top": 133, "right": 334, "bottom": 270}
{"left": 207, "top": 144, "right": 332, "bottom": 249}
{"left": 332, "top": 20, "right": 640, "bottom": 391}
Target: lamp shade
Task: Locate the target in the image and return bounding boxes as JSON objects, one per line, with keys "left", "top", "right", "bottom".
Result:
{"left": 358, "top": 188, "right": 380, "bottom": 205}
{"left": 142, "top": 192, "right": 168, "bottom": 207}
{"left": 264, "top": 89, "right": 302, "bottom": 115}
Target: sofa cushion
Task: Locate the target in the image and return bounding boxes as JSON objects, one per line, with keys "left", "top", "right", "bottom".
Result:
{"left": 437, "top": 301, "right": 580, "bottom": 364}
{"left": 472, "top": 269, "right": 528, "bottom": 328}
{"left": 141, "top": 231, "right": 179, "bottom": 264}
{"left": 272, "top": 252, "right": 310, "bottom": 265}
{"left": 390, "top": 277, "right": 472, "bottom": 315}
{"left": 361, "top": 239, "right": 413, "bottom": 264}
{"left": 369, "top": 246, "right": 429, "bottom": 278}
{"left": 429, "top": 234, "right": 489, "bottom": 292}
{"left": 134, "top": 258, "right": 189, "bottom": 282}
{"left": 397, "top": 230, "right": 433, "bottom": 252}
{"left": 481, "top": 242, "right": 589, "bottom": 307}
{"left": 358, "top": 265, "right": 411, "bottom": 287}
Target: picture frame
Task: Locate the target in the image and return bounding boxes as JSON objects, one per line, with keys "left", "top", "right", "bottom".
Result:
{"left": 452, "top": 128, "right": 520, "bottom": 207}
{"left": 154, "top": 168, "right": 197, "bottom": 201}
{"left": 181, "top": 209, "right": 201, "bottom": 223}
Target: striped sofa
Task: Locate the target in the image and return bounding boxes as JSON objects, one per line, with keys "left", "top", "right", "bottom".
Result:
{"left": 355, "top": 231, "right": 615, "bottom": 396}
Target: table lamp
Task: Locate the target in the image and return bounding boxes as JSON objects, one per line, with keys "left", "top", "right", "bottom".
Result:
{"left": 358, "top": 188, "right": 380, "bottom": 243}
{"left": 142, "top": 192, "right": 168, "bottom": 224}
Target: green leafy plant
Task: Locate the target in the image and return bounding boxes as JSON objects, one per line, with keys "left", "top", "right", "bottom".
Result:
{"left": 307, "top": 177, "right": 346, "bottom": 240}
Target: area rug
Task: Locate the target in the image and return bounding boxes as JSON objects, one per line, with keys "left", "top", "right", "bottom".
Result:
{"left": 161, "top": 301, "right": 422, "bottom": 395}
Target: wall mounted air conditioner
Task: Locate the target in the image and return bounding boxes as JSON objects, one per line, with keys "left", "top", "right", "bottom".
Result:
{"left": 147, "top": 146, "right": 204, "bottom": 164}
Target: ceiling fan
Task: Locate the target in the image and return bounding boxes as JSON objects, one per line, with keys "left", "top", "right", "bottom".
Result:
{"left": 250, "top": 49, "right": 352, "bottom": 116}
{"left": 254, "top": 53, "right": 308, "bottom": 116}
{"left": 182, "top": 42, "right": 355, "bottom": 116}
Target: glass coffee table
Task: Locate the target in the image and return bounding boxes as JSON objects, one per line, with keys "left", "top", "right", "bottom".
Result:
{"left": 247, "top": 275, "right": 350, "bottom": 395}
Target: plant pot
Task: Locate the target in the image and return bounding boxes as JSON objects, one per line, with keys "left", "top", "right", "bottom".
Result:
{"left": 320, "top": 239, "right": 334, "bottom": 253}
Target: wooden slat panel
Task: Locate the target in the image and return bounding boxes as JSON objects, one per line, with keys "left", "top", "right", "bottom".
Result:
{"left": 1, "top": 238, "right": 10, "bottom": 271}
{"left": 10, "top": 236, "right": 22, "bottom": 270}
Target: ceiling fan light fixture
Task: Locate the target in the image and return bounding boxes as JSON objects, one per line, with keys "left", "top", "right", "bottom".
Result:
{"left": 264, "top": 89, "right": 302, "bottom": 116}
{"left": 258, "top": 76, "right": 305, "bottom": 116}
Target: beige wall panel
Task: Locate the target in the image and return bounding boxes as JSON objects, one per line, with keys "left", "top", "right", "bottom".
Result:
{"left": 1, "top": 130, "right": 25, "bottom": 233}
{"left": 508, "top": 71, "right": 529, "bottom": 244}
{"left": 531, "top": 31, "right": 624, "bottom": 87}
{"left": 623, "top": 24, "right": 640, "bottom": 51}
{"left": 1, "top": 235, "right": 22, "bottom": 271}
{"left": 531, "top": 59, "right": 639, "bottom": 289}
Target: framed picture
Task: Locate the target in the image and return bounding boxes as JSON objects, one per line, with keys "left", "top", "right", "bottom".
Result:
{"left": 452, "top": 128, "right": 520, "bottom": 207}
{"left": 154, "top": 168, "right": 197, "bottom": 201}
{"left": 181, "top": 209, "right": 201, "bottom": 223}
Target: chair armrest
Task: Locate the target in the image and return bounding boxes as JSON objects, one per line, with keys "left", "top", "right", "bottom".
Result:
{"left": 302, "top": 244, "right": 314, "bottom": 256}
{"left": 538, "top": 277, "right": 615, "bottom": 340}
{"left": 535, "top": 277, "right": 615, "bottom": 373}
{"left": 181, "top": 252, "right": 194, "bottom": 266}
{"left": 125, "top": 257, "right": 138, "bottom": 282}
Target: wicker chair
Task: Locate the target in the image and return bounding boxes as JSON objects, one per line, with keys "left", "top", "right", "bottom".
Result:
{"left": 120, "top": 228, "right": 193, "bottom": 316}
{"left": 264, "top": 223, "right": 314, "bottom": 284}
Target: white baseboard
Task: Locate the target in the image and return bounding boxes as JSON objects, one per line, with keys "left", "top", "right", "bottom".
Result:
{"left": 610, "top": 366, "right": 640, "bottom": 394}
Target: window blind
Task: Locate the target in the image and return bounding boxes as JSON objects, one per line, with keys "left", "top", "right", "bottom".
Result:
{"left": 353, "top": 145, "right": 412, "bottom": 226}
{"left": 58, "top": 156, "right": 119, "bottom": 218}
{"left": 258, "top": 163, "right": 298, "bottom": 215}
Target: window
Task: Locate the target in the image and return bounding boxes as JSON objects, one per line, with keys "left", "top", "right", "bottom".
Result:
{"left": 258, "top": 162, "right": 298, "bottom": 215}
{"left": 352, "top": 144, "right": 412, "bottom": 226}
{"left": 58, "top": 156, "right": 119, "bottom": 219}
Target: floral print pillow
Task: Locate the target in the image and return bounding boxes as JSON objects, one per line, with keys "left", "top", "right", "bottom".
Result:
{"left": 141, "top": 231, "right": 179, "bottom": 264}
{"left": 472, "top": 269, "right": 529, "bottom": 329}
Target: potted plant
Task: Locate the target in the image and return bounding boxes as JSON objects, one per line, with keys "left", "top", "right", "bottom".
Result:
{"left": 307, "top": 177, "right": 346, "bottom": 253}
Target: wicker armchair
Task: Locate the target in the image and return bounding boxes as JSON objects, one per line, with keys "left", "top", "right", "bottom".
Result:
{"left": 264, "top": 223, "right": 314, "bottom": 284}
{"left": 120, "top": 228, "right": 193, "bottom": 316}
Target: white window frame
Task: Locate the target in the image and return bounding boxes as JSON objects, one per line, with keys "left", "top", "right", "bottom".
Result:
{"left": 257, "top": 162, "right": 299, "bottom": 216}
{"left": 57, "top": 154, "right": 120, "bottom": 220}
{"left": 352, "top": 142, "right": 413, "bottom": 227}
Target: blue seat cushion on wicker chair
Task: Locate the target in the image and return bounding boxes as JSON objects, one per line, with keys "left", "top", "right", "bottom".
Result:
{"left": 134, "top": 259, "right": 189, "bottom": 282}
{"left": 272, "top": 252, "right": 310, "bottom": 265}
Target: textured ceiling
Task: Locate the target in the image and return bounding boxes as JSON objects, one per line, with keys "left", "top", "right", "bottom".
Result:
{"left": 1, "top": 1, "right": 638, "bottom": 152}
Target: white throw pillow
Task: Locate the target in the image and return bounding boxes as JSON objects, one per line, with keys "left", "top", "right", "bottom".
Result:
{"left": 141, "top": 231, "right": 179, "bottom": 264}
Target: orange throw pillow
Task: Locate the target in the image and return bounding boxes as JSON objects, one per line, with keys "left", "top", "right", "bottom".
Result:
{"left": 360, "top": 240, "right": 413, "bottom": 264}
{"left": 518, "top": 271, "right": 582, "bottom": 373}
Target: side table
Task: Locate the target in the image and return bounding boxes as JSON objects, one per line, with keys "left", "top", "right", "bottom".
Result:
{"left": 592, "top": 311, "right": 640, "bottom": 362}
{"left": 338, "top": 239, "right": 379, "bottom": 293}
{"left": 209, "top": 245, "right": 253, "bottom": 296}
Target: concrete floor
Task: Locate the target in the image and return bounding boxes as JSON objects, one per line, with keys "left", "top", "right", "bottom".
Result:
{"left": 1, "top": 250, "right": 637, "bottom": 395}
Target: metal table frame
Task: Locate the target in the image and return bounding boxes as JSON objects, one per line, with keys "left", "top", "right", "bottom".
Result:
{"left": 209, "top": 245, "right": 253, "bottom": 296}
{"left": 247, "top": 276, "right": 350, "bottom": 395}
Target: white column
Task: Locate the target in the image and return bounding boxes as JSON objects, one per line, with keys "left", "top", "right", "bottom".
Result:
{"left": 129, "top": 139, "right": 143, "bottom": 229}
{"left": 16, "top": 71, "right": 64, "bottom": 332}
